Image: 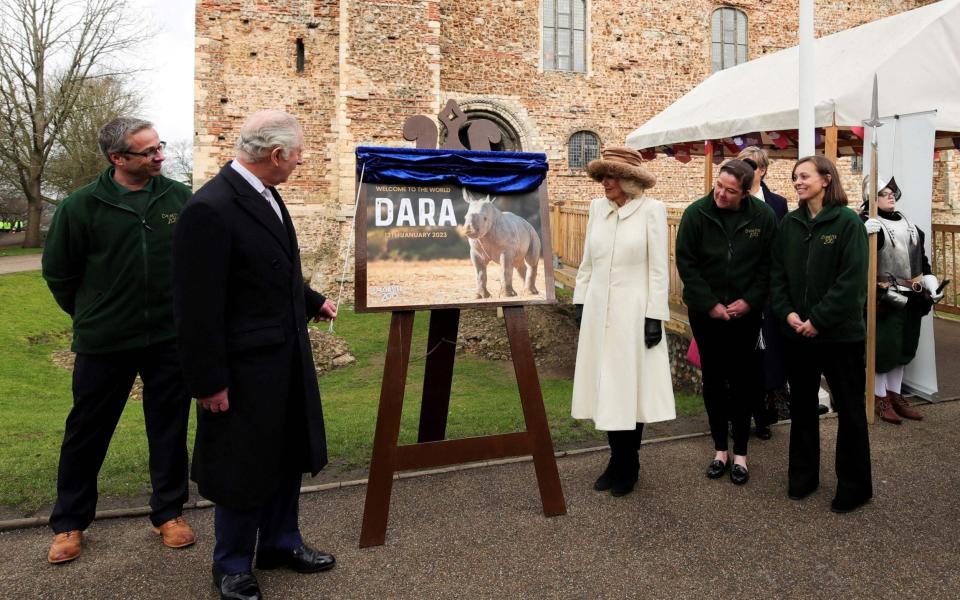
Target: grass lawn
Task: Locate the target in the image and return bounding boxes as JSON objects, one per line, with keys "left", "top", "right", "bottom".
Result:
{"left": 0, "top": 271, "right": 701, "bottom": 515}
{"left": 0, "top": 271, "right": 198, "bottom": 514}
{"left": 320, "top": 308, "right": 703, "bottom": 470}
{"left": 0, "top": 246, "right": 43, "bottom": 258}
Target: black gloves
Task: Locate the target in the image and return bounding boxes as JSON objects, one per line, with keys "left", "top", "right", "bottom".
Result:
{"left": 644, "top": 318, "right": 662, "bottom": 348}
{"left": 574, "top": 304, "right": 583, "bottom": 328}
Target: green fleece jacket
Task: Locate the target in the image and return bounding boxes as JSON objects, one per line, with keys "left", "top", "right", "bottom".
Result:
{"left": 42, "top": 169, "right": 192, "bottom": 353}
{"left": 770, "top": 203, "right": 868, "bottom": 343}
{"left": 675, "top": 192, "right": 778, "bottom": 314}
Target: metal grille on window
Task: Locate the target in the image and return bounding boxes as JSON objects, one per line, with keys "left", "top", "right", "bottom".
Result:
{"left": 544, "top": 0, "right": 586, "bottom": 72}
{"left": 569, "top": 131, "right": 600, "bottom": 170}
{"left": 711, "top": 7, "right": 747, "bottom": 73}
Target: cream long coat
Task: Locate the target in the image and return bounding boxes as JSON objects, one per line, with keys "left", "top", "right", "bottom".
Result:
{"left": 571, "top": 195, "right": 676, "bottom": 430}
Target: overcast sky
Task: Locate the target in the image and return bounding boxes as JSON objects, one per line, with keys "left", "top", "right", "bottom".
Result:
{"left": 128, "top": 0, "right": 195, "bottom": 144}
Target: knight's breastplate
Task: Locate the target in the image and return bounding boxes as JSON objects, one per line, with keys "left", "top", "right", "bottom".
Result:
{"left": 877, "top": 215, "right": 923, "bottom": 282}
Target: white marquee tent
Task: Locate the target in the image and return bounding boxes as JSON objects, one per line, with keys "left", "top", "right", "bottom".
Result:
{"left": 625, "top": 0, "right": 960, "bottom": 156}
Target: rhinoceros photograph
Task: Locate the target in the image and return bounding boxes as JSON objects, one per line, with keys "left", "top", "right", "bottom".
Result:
{"left": 362, "top": 183, "right": 552, "bottom": 310}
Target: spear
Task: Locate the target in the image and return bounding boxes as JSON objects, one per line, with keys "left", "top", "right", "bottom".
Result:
{"left": 864, "top": 74, "right": 882, "bottom": 424}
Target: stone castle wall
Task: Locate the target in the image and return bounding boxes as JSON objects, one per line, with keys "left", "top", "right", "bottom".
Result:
{"left": 195, "top": 0, "right": 955, "bottom": 294}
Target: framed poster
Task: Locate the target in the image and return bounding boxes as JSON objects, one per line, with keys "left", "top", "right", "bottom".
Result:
{"left": 354, "top": 146, "right": 556, "bottom": 312}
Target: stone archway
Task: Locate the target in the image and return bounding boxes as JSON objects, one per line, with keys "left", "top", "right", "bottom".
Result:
{"left": 441, "top": 99, "right": 530, "bottom": 152}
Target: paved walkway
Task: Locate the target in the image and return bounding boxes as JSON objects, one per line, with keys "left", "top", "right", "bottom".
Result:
{"left": 0, "top": 253, "right": 41, "bottom": 274}
{"left": 1, "top": 399, "right": 958, "bottom": 599}
{"left": 0, "top": 231, "right": 42, "bottom": 273}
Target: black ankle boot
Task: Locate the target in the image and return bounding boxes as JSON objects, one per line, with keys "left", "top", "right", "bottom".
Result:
{"left": 593, "top": 454, "right": 616, "bottom": 491}
{"left": 610, "top": 452, "right": 639, "bottom": 497}
{"left": 609, "top": 429, "right": 640, "bottom": 497}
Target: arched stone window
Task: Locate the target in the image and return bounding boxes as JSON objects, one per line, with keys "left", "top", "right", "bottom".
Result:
{"left": 568, "top": 130, "right": 600, "bottom": 170}
{"left": 711, "top": 7, "right": 747, "bottom": 72}
{"left": 543, "top": 0, "right": 587, "bottom": 72}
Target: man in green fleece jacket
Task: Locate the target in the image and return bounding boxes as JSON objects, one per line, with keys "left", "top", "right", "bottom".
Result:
{"left": 676, "top": 159, "right": 777, "bottom": 485}
{"left": 41, "top": 118, "right": 196, "bottom": 564}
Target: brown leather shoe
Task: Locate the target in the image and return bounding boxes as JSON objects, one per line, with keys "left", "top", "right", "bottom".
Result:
{"left": 888, "top": 391, "right": 923, "bottom": 420}
{"left": 152, "top": 516, "right": 196, "bottom": 548}
{"left": 48, "top": 530, "right": 83, "bottom": 564}
{"left": 875, "top": 395, "right": 903, "bottom": 424}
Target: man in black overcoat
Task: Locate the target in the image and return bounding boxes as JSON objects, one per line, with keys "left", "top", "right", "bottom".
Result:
{"left": 173, "top": 110, "right": 338, "bottom": 600}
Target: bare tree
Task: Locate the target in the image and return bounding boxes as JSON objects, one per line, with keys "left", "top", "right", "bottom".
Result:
{"left": 162, "top": 139, "right": 193, "bottom": 187}
{"left": 0, "top": 0, "right": 143, "bottom": 247}
{"left": 0, "top": 168, "right": 27, "bottom": 220}
{"left": 45, "top": 75, "right": 142, "bottom": 198}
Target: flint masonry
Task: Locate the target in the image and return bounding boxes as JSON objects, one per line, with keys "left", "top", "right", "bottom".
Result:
{"left": 195, "top": 0, "right": 957, "bottom": 289}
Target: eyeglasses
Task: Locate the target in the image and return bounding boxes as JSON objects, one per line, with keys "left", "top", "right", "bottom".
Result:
{"left": 878, "top": 190, "right": 896, "bottom": 198}
{"left": 123, "top": 141, "right": 167, "bottom": 159}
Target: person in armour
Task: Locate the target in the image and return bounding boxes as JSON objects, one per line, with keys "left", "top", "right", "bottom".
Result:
{"left": 862, "top": 178, "right": 944, "bottom": 424}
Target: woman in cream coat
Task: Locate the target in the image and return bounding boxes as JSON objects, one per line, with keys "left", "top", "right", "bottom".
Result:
{"left": 572, "top": 147, "right": 676, "bottom": 497}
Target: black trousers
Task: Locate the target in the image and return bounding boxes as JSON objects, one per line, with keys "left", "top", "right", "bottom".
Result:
{"left": 753, "top": 307, "right": 788, "bottom": 427}
{"left": 49, "top": 341, "right": 191, "bottom": 532}
{"left": 689, "top": 310, "right": 763, "bottom": 456}
{"left": 784, "top": 339, "right": 872, "bottom": 501}
{"left": 214, "top": 469, "right": 303, "bottom": 574}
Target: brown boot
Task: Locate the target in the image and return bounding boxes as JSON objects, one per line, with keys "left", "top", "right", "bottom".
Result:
{"left": 888, "top": 391, "right": 923, "bottom": 421}
{"left": 875, "top": 395, "right": 903, "bottom": 424}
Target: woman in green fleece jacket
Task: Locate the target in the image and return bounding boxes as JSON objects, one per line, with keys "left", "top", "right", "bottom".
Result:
{"left": 676, "top": 159, "right": 777, "bottom": 486}
{"left": 770, "top": 155, "right": 872, "bottom": 514}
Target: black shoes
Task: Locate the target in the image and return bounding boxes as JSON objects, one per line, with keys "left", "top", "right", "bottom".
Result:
{"left": 830, "top": 494, "right": 872, "bottom": 514}
{"left": 598, "top": 431, "right": 641, "bottom": 497}
{"left": 256, "top": 544, "right": 336, "bottom": 573}
{"left": 705, "top": 459, "right": 729, "bottom": 479}
{"left": 729, "top": 464, "right": 749, "bottom": 485}
{"left": 754, "top": 425, "right": 772, "bottom": 440}
{"left": 593, "top": 459, "right": 615, "bottom": 492}
{"left": 213, "top": 565, "right": 262, "bottom": 600}
{"left": 595, "top": 461, "right": 638, "bottom": 497}
{"left": 610, "top": 476, "right": 637, "bottom": 497}
{"left": 788, "top": 485, "right": 818, "bottom": 501}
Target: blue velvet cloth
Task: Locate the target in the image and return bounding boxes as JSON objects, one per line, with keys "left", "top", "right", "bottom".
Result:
{"left": 355, "top": 146, "right": 549, "bottom": 194}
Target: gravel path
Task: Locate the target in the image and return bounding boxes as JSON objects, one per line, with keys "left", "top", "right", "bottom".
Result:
{"left": 1, "top": 400, "right": 957, "bottom": 599}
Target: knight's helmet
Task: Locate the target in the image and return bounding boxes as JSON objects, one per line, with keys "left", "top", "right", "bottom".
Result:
{"left": 860, "top": 175, "right": 901, "bottom": 212}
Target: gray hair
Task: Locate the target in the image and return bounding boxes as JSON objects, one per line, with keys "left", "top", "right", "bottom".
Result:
{"left": 98, "top": 117, "right": 154, "bottom": 162}
{"left": 619, "top": 178, "right": 647, "bottom": 198}
{"left": 235, "top": 110, "right": 302, "bottom": 163}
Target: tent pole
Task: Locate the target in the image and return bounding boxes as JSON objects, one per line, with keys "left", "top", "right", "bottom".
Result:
{"left": 704, "top": 141, "right": 713, "bottom": 194}
{"left": 798, "top": 0, "right": 815, "bottom": 156}
{"left": 825, "top": 125, "right": 838, "bottom": 163}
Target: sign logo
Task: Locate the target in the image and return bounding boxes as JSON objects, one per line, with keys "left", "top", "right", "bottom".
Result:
{"left": 820, "top": 234, "right": 838, "bottom": 245}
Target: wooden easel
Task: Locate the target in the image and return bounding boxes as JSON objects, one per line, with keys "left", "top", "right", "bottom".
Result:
{"left": 358, "top": 100, "right": 566, "bottom": 547}
{"left": 358, "top": 306, "right": 567, "bottom": 547}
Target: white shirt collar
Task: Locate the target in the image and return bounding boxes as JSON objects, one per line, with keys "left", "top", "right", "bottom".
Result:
{"left": 230, "top": 159, "right": 267, "bottom": 195}
{"left": 230, "top": 159, "right": 283, "bottom": 222}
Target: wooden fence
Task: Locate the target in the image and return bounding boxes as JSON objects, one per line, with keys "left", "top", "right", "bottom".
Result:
{"left": 551, "top": 205, "right": 960, "bottom": 316}
{"left": 549, "top": 202, "right": 685, "bottom": 306}
{"left": 932, "top": 223, "right": 960, "bottom": 316}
